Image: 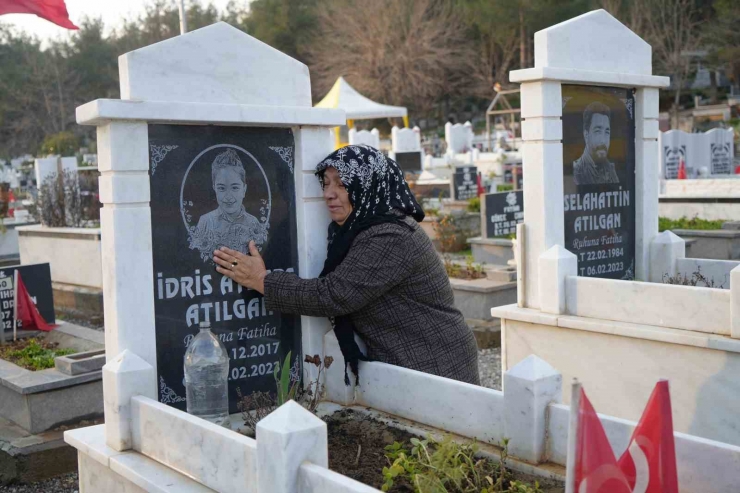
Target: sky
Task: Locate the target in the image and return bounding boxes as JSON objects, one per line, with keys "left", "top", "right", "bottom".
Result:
{"left": 0, "top": 0, "right": 240, "bottom": 45}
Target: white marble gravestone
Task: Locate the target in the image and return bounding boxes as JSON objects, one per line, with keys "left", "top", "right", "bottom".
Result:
{"left": 444, "top": 121, "right": 474, "bottom": 156}
{"left": 348, "top": 128, "right": 380, "bottom": 148}
{"left": 77, "top": 21, "right": 344, "bottom": 412}
{"left": 659, "top": 128, "right": 735, "bottom": 179}
{"left": 509, "top": 9, "right": 669, "bottom": 308}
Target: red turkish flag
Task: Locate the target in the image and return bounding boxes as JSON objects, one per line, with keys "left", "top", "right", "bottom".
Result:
{"left": 15, "top": 272, "right": 56, "bottom": 332}
{"left": 617, "top": 381, "right": 679, "bottom": 493}
{"left": 574, "top": 388, "right": 632, "bottom": 493}
{"left": 477, "top": 172, "right": 485, "bottom": 196}
{"left": 0, "top": 0, "right": 78, "bottom": 30}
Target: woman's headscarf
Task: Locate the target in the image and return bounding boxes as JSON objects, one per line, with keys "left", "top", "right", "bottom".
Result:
{"left": 315, "top": 145, "right": 424, "bottom": 385}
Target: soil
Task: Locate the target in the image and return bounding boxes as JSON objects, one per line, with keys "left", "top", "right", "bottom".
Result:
{"left": 325, "top": 409, "right": 565, "bottom": 493}
{"left": 326, "top": 409, "right": 417, "bottom": 491}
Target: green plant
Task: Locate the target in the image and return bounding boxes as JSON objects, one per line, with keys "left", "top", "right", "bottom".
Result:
{"left": 426, "top": 207, "right": 440, "bottom": 217}
{"left": 658, "top": 216, "right": 726, "bottom": 232}
{"left": 382, "top": 436, "right": 542, "bottom": 493}
{"left": 467, "top": 197, "right": 481, "bottom": 213}
{"left": 496, "top": 184, "right": 513, "bottom": 192}
{"left": 0, "top": 339, "right": 75, "bottom": 371}
{"left": 274, "top": 350, "right": 300, "bottom": 406}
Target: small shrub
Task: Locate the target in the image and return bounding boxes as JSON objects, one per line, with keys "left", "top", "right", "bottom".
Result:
{"left": 658, "top": 216, "right": 725, "bottom": 232}
{"left": 30, "top": 169, "right": 86, "bottom": 228}
{"left": 434, "top": 214, "right": 460, "bottom": 254}
{"left": 663, "top": 267, "right": 723, "bottom": 289}
{"left": 0, "top": 339, "right": 75, "bottom": 371}
{"left": 467, "top": 197, "right": 481, "bottom": 213}
{"left": 496, "top": 184, "right": 513, "bottom": 192}
{"left": 426, "top": 207, "right": 440, "bottom": 217}
{"left": 237, "top": 352, "right": 334, "bottom": 433}
{"left": 382, "top": 436, "right": 543, "bottom": 493}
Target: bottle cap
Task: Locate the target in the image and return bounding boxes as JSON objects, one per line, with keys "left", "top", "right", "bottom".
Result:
{"left": 199, "top": 321, "right": 211, "bottom": 329}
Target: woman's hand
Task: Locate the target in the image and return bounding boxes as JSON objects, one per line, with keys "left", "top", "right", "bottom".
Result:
{"left": 213, "top": 241, "right": 267, "bottom": 294}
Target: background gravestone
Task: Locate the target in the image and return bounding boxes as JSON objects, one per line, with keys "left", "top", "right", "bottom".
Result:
{"left": 148, "top": 125, "right": 300, "bottom": 412}
{"left": 452, "top": 166, "right": 478, "bottom": 201}
{"left": 0, "top": 263, "right": 54, "bottom": 336}
{"left": 484, "top": 191, "right": 524, "bottom": 239}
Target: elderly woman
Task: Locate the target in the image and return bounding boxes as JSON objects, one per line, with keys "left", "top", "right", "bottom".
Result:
{"left": 213, "top": 145, "right": 479, "bottom": 385}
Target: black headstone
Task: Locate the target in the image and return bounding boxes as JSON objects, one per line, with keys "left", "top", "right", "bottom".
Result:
{"left": 148, "top": 124, "right": 301, "bottom": 413}
{"left": 394, "top": 151, "right": 423, "bottom": 172}
{"left": 484, "top": 191, "right": 524, "bottom": 238}
{"left": 0, "top": 263, "right": 55, "bottom": 334}
{"left": 562, "top": 85, "right": 636, "bottom": 280}
{"left": 452, "top": 166, "right": 478, "bottom": 201}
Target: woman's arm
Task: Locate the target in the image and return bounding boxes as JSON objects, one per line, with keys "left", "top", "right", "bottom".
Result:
{"left": 264, "top": 224, "right": 414, "bottom": 317}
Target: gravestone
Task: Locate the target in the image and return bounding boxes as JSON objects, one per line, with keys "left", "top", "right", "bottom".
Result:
{"left": 348, "top": 128, "right": 380, "bottom": 148}
{"left": 451, "top": 166, "right": 478, "bottom": 201}
{"left": 0, "top": 263, "right": 55, "bottom": 338}
{"left": 484, "top": 191, "right": 524, "bottom": 238}
{"left": 445, "top": 122, "right": 474, "bottom": 156}
{"left": 148, "top": 125, "right": 300, "bottom": 411}
{"left": 562, "top": 85, "right": 636, "bottom": 279}
{"left": 510, "top": 9, "right": 668, "bottom": 308}
{"left": 659, "top": 128, "right": 735, "bottom": 178}
{"left": 391, "top": 126, "right": 423, "bottom": 172}
{"left": 77, "top": 22, "right": 344, "bottom": 411}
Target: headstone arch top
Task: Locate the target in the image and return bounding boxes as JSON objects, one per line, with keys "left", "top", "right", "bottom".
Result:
{"left": 534, "top": 10, "right": 651, "bottom": 76}
{"left": 511, "top": 10, "right": 669, "bottom": 88}
{"left": 119, "top": 22, "right": 311, "bottom": 107}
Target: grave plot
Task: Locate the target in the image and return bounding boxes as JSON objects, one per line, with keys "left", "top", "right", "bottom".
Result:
{"left": 62, "top": 13, "right": 740, "bottom": 493}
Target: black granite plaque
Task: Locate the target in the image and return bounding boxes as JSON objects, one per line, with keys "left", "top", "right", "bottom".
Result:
{"left": 562, "top": 85, "right": 636, "bottom": 280}
{"left": 452, "top": 166, "right": 478, "bottom": 201}
{"left": 395, "top": 151, "right": 423, "bottom": 172}
{"left": 662, "top": 145, "right": 685, "bottom": 180}
{"left": 711, "top": 142, "right": 732, "bottom": 175}
{"left": 484, "top": 191, "right": 524, "bottom": 239}
{"left": 0, "top": 263, "right": 55, "bottom": 334}
{"left": 148, "top": 125, "right": 300, "bottom": 413}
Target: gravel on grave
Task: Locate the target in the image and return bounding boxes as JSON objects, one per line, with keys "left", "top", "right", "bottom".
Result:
{"left": 0, "top": 473, "right": 78, "bottom": 493}
{"left": 478, "top": 346, "right": 502, "bottom": 390}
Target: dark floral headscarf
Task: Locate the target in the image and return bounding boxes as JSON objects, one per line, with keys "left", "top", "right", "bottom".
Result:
{"left": 315, "top": 145, "right": 424, "bottom": 384}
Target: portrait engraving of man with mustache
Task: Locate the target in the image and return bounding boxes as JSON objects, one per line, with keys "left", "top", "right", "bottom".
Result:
{"left": 573, "top": 102, "right": 620, "bottom": 185}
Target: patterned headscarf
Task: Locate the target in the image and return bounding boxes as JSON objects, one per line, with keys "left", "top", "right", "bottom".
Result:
{"left": 315, "top": 145, "right": 424, "bottom": 384}
{"left": 316, "top": 145, "right": 424, "bottom": 276}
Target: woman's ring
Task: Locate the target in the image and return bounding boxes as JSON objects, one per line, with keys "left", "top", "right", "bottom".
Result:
{"left": 231, "top": 260, "right": 238, "bottom": 268}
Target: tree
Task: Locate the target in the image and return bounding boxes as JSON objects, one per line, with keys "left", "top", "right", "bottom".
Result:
{"left": 307, "top": 0, "right": 475, "bottom": 114}
{"left": 224, "top": 0, "right": 318, "bottom": 63}
{"left": 706, "top": 0, "right": 740, "bottom": 92}
{"left": 39, "top": 131, "right": 79, "bottom": 156}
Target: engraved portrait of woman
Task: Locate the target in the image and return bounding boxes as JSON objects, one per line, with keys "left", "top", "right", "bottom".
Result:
{"left": 188, "top": 148, "right": 267, "bottom": 261}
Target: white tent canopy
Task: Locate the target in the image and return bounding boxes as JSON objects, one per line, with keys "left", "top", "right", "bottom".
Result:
{"left": 315, "top": 76, "right": 407, "bottom": 120}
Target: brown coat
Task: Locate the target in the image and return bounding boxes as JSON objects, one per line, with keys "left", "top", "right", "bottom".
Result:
{"left": 264, "top": 216, "right": 479, "bottom": 385}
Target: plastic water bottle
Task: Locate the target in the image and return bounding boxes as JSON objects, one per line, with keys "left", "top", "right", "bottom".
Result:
{"left": 184, "top": 322, "right": 230, "bottom": 428}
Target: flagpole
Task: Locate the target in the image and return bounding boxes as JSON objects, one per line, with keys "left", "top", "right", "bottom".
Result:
{"left": 12, "top": 270, "right": 18, "bottom": 342}
{"left": 565, "top": 378, "right": 582, "bottom": 493}
{"left": 178, "top": 0, "right": 188, "bottom": 35}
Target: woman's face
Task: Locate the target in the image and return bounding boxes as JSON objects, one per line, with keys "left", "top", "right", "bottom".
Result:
{"left": 322, "top": 167, "right": 353, "bottom": 226}
{"left": 214, "top": 167, "right": 246, "bottom": 215}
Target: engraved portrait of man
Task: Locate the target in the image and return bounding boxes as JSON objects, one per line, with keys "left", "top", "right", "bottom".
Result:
{"left": 573, "top": 102, "right": 620, "bottom": 185}
{"left": 188, "top": 148, "right": 267, "bottom": 261}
